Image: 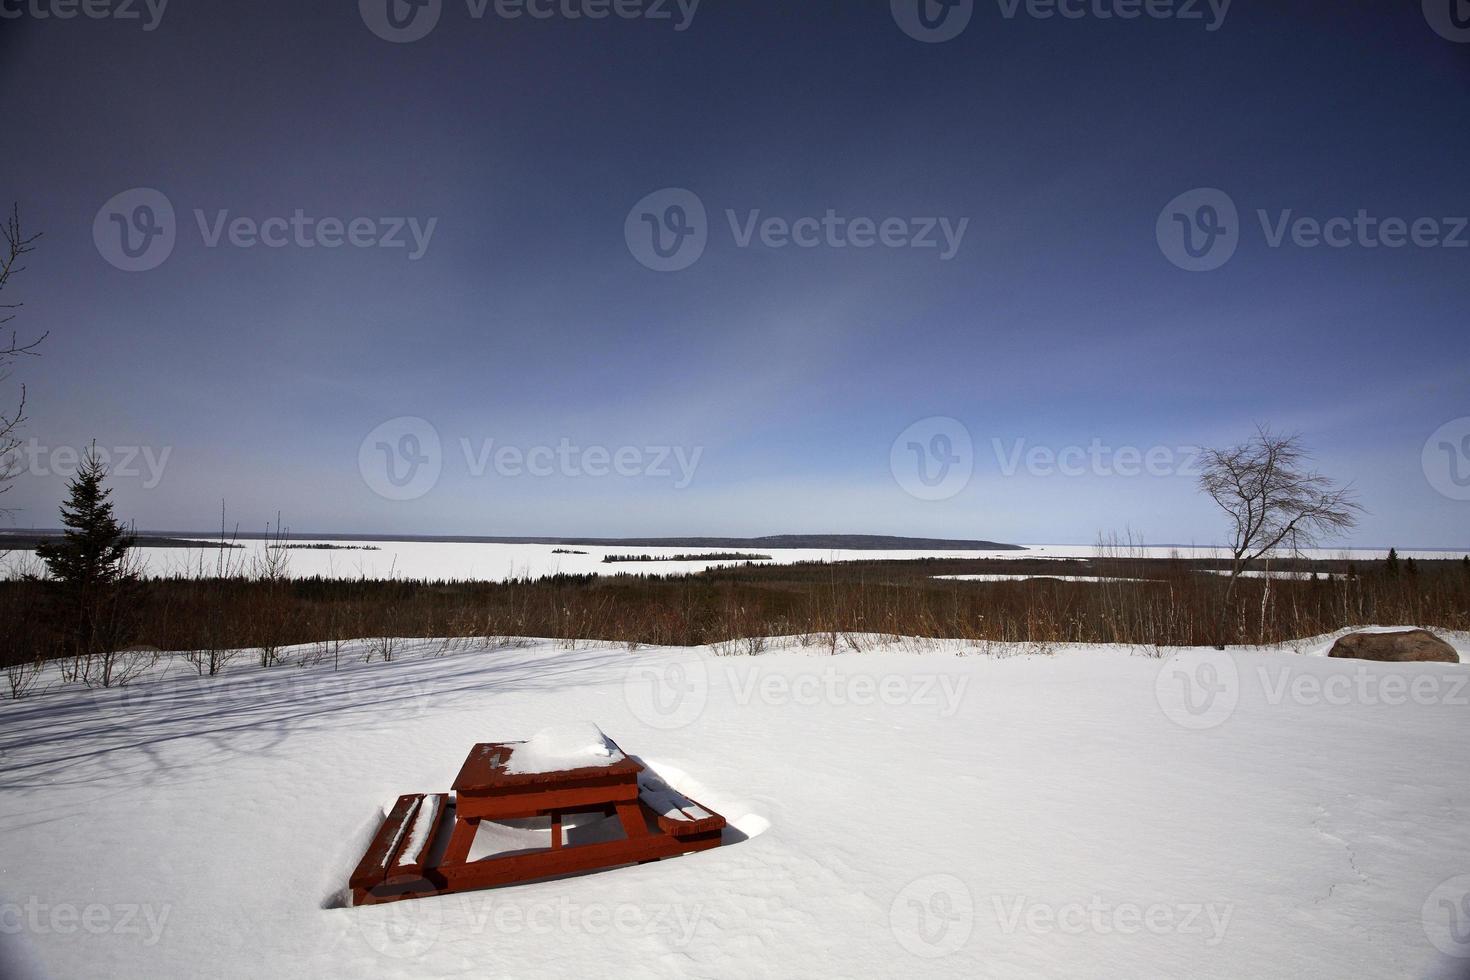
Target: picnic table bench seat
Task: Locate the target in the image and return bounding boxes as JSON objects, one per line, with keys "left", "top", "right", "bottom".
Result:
{"left": 637, "top": 772, "right": 725, "bottom": 839}
{"left": 349, "top": 792, "right": 450, "bottom": 904}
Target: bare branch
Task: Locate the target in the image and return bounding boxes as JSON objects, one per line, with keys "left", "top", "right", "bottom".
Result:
{"left": 0, "top": 204, "right": 45, "bottom": 512}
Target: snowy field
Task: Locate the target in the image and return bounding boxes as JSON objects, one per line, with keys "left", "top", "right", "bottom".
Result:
{"left": 50, "top": 540, "right": 1470, "bottom": 582}
{"left": 2, "top": 631, "right": 1468, "bottom": 978}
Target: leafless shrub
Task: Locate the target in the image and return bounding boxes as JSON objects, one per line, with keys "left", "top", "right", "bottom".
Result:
{"left": 365, "top": 635, "right": 397, "bottom": 663}
{"left": 1199, "top": 427, "right": 1362, "bottom": 646}
{"left": 6, "top": 657, "right": 43, "bottom": 699}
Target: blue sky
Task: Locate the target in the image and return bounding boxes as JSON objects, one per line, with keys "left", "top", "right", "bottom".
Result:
{"left": 2, "top": 0, "right": 1468, "bottom": 546}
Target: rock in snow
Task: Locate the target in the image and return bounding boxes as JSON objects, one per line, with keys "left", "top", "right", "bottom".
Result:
{"left": 1327, "top": 628, "right": 1460, "bottom": 663}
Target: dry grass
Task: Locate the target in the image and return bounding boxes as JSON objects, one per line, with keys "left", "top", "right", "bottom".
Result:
{"left": 5, "top": 554, "right": 1467, "bottom": 681}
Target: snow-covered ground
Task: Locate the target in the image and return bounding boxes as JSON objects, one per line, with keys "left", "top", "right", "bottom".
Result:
{"left": 2, "top": 631, "right": 1468, "bottom": 978}
{"left": 933, "top": 574, "right": 1152, "bottom": 583}
{"left": 39, "top": 539, "right": 1468, "bottom": 583}
{"left": 1199, "top": 570, "right": 1339, "bottom": 581}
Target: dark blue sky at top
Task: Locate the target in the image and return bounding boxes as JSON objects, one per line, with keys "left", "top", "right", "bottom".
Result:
{"left": 1, "top": 0, "right": 1467, "bottom": 546}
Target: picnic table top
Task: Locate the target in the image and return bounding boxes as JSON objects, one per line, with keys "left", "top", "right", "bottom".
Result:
{"left": 452, "top": 739, "right": 645, "bottom": 794}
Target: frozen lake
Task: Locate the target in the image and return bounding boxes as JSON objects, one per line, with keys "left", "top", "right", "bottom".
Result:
{"left": 76, "top": 541, "right": 1470, "bottom": 582}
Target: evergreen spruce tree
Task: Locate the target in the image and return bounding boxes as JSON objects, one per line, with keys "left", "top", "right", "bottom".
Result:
{"left": 36, "top": 445, "right": 136, "bottom": 662}
{"left": 1385, "top": 548, "right": 1399, "bottom": 577}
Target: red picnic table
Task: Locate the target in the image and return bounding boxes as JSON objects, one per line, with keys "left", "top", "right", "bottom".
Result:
{"left": 348, "top": 726, "right": 726, "bottom": 905}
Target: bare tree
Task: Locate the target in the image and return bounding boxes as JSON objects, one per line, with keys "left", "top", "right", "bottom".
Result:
{"left": 1, "top": 205, "right": 45, "bottom": 512}
{"left": 1199, "top": 426, "right": 1361, "bottom": 646}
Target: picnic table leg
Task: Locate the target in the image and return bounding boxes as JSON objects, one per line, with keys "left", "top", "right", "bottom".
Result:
{"left": 441, "top": 811, "right": 479, "bottom": 867}
{"left": 551, "top": 811, "right": 563, "bottom": 850}
{"left": 615, "top": 800, "right": 650, "bottom": 839}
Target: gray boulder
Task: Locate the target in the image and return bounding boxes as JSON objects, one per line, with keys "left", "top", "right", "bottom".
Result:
{"left": 1327, "top": 629, "right": 1459, "bottom": 663}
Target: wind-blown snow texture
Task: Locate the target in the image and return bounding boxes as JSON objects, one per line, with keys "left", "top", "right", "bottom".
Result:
{"left": 1, "top": 632, "right": 1467, "bottom": 979}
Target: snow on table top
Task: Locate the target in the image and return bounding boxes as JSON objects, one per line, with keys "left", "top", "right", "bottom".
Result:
{"left": 502, "top": 722, "right": 625, "bottom": 775}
